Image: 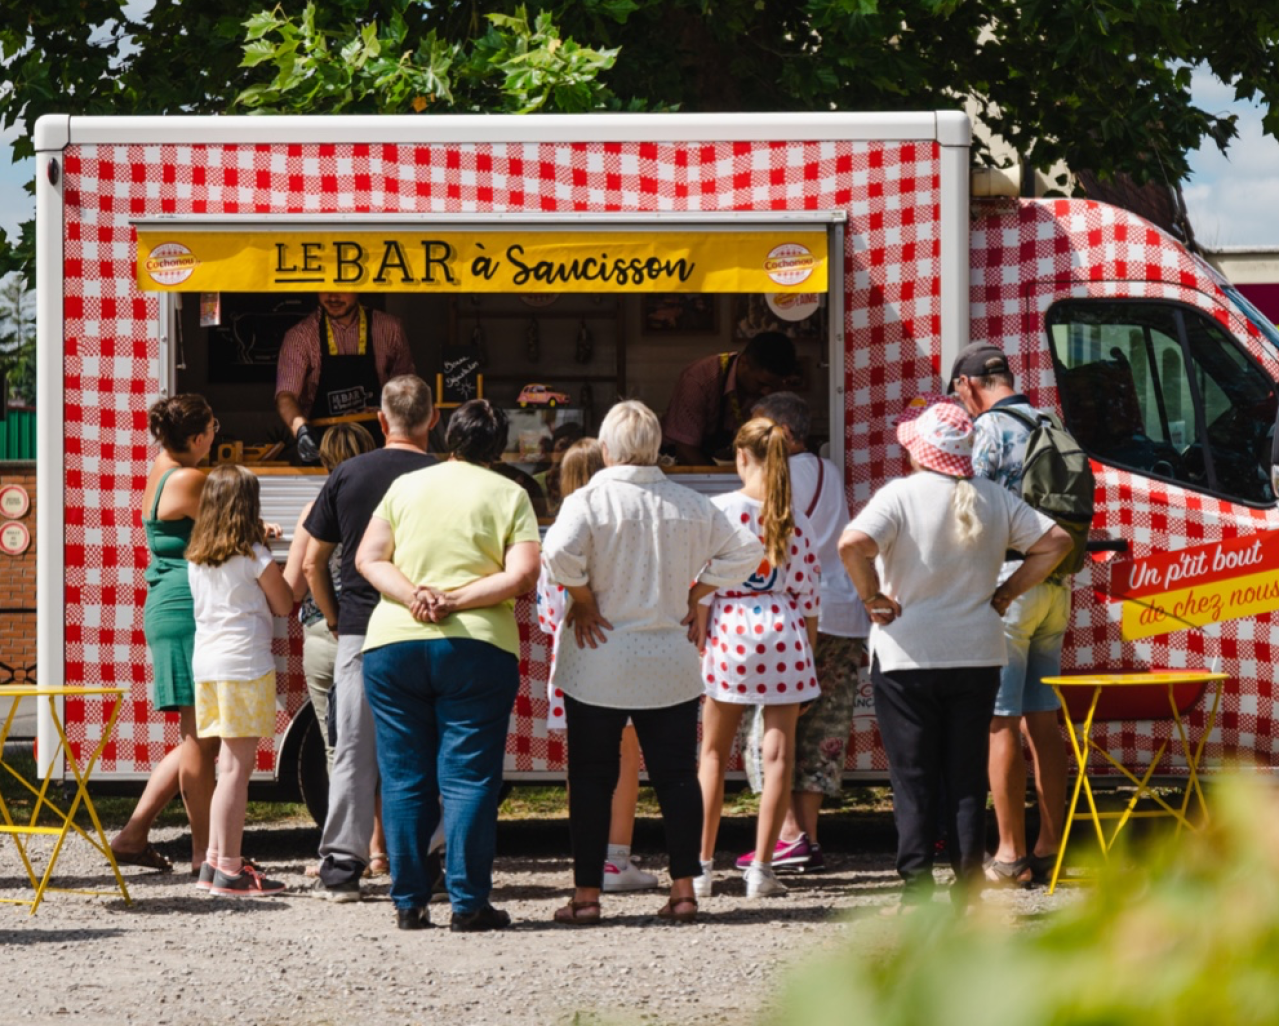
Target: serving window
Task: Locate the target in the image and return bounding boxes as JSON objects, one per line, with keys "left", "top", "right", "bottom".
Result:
{"left": 140, "top": 216, "right": 844, "bottom": 521}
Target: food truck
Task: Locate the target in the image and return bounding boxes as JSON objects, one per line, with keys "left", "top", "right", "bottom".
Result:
{"left": 32, "top": 111, "right": 1279, "bottom": 815}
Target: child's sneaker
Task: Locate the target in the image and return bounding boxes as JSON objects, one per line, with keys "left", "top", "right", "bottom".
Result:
{"left": 602, "top": 858, "right": 659, "bottom": 892}
{"left": 734, "top": 833, "right": 820, "bottom": 873}
{"left": 693, "top": 859, "right": 715, "bottom": 899}
{"left": 744, "top": 863, "right": 788, "bottom": 898}
{"left": 196, "top": 857, "right": 259, "bottom": 891}
{"left": 210, "top": 864, "right": 286, "bottom": 897}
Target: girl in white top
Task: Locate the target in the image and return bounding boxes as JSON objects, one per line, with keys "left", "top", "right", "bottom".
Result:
{"left": 695, "top": 417, "right": 820, "bottom": 900}
{"left": 187, "top": 466, "right": 294, "bottom": 897}
{"left": 537, "top": 437, "right": 658, "bottom": 892}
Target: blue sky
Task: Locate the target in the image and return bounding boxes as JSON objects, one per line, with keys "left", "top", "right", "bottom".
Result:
{"left": 1, "top": 66, "right": 1276, "bottom": 253}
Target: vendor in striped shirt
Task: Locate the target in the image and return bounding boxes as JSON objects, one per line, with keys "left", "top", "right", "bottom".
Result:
{"left": 275, "top": 293, "right": 417, "bottom": 464}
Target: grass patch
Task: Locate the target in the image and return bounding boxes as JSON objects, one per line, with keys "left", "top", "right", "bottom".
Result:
{"left": 0, "top": 749, "right": 306, "bottom": 830}
{"left": 498, "top": 783, "right": 896, "bottom": 821}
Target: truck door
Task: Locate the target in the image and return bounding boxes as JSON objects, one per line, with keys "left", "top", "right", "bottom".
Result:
{"left": 1029, "top": 287, "right": 1279, "bottom": 767}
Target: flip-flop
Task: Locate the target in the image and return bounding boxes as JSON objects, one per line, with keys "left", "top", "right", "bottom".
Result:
{"left": 111, "top": 843, "right": 173, "bottom": 873}
{"left": 983, "top": 855, "right": 1032, "bottom": 888}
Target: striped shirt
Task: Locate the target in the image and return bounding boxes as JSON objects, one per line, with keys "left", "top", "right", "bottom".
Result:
{"left": 274, "top": 308, "right": 416, "bottom": 416}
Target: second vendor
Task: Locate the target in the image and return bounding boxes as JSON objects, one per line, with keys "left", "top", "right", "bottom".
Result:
{"left": 661, "top": 331, "right": 799, "bottom": 466}
{"left": 275, "top": 292, "right": 417, "bottom": 463}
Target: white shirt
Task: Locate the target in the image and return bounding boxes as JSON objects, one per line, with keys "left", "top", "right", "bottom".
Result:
{"left": 849, "top": 473, "right": 1054, "bottom": 671}
{"left": 542, "top": 465, "right": 763, "bottom": 709}
{"left": 190, "top": 543, "right": 277, "bottom": 683}
{"left": 788, "top": 452, "right": 869, "bottom": 638}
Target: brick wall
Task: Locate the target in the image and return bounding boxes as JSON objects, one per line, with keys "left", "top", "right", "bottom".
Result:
{"left": 0, "top": 463, "right": 36, "bottom": 684}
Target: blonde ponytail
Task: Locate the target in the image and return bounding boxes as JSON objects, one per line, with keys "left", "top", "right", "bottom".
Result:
{"left": 735, "top": 417, "right": 794, "bottom": 568}
{"left": 952, "top": 477, "right": 982, "bottom": 544}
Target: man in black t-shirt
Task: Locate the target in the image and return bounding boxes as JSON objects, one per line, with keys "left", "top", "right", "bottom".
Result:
{"left": 304, "top": 375, "right": 438, "bottom": 900}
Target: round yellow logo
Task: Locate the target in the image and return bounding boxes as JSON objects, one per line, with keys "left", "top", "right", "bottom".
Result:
{"left": 145, "top": 242, "right": 199, "bottom": 286}
{"left": 764, "top": 243, "right": 817, "bottom": 287}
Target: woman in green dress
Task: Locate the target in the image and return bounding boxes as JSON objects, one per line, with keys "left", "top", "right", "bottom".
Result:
{"left": 110, "top": 395, "right": 221, "bottom": 874}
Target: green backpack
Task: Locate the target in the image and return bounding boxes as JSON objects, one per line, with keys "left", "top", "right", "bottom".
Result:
{"left": 979, "top": 405, "right": 1096, "bottom": 575}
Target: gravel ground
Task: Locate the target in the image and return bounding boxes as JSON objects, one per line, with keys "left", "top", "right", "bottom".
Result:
{"left": 0, "top": 817, "right": 1080, "bottom": 1026}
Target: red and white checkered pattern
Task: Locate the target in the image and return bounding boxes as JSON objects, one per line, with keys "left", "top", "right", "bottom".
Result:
{"left": 61, "top": 143, "right": 1277, "bottom": 781}
{"left": 62, "top": 136, "right": 922, "bottom": 778}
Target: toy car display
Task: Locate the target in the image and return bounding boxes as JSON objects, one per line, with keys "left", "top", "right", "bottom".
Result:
{"left": 517, "top": 383, "right": 571, "bottom": 408}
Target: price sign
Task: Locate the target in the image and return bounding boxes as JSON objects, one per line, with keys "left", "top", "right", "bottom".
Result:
{"left": 0, "top": 484, "right": 30, "bottom": 519}
{"left": 0, "top": 521, "right": 30, "bottom": 556}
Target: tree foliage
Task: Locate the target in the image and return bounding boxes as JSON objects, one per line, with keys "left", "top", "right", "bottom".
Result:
{"left": 2, "top": 0, "right": 1278, "bottom": 286}
{"left": 0, "top": 277, "right": 35, "bottom": 405}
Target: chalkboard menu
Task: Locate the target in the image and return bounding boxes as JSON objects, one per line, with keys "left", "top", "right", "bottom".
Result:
{"left": 438, "top": 345, "right": 484, "bottom": 406}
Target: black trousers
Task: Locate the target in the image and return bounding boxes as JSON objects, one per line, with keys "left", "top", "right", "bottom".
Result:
{"left": 871, "top": 658, "right": 1000, "bottom": 902}
{"left": 564, "top": 694, "right": 704, "bottom": 888}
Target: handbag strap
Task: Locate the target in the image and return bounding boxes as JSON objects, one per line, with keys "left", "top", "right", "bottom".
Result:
{"left": 804, "top": 457, "right": 824, "bottom": 519}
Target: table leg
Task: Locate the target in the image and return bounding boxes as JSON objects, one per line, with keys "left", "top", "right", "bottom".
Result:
{"left": 29, "top": 695, "right": 131, "bottom": 914}
{"left": 0, "top": 699, "right": 41, "bottom": 890}
{"left": 1171, "top": 680, "right": 1223, "bottom": 835}
{"left": 1050, "top": 685, "right": 1107, "bottom": 894}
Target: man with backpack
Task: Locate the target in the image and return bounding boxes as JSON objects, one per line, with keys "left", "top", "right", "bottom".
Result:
{"left": 950, "top": 343, "right": 1087, "bottom": 887}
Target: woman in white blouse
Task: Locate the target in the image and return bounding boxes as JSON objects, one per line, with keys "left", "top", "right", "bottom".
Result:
{"left": 542, "top": 400, "right": 762, "bottom": 926}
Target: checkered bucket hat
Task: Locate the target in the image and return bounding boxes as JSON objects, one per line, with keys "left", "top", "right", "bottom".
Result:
{"left": 895, "top": 396, "right": 974, "bottom": 478}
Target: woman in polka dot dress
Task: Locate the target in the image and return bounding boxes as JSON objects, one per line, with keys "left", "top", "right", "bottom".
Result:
{"left": 694, "top": 417, "right": 820, "bottom": 900}
{"left": 537, "top": 439, "right": 659, "bottom": 894}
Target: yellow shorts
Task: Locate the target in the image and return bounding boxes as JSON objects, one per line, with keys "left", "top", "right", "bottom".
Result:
{"left": 195, "top": 671, "right": 277, "bottom": 739}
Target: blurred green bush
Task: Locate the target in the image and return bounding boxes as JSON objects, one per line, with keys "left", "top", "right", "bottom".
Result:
{"left": 766, "top": 773, "right": 1279, "bottom": 1025}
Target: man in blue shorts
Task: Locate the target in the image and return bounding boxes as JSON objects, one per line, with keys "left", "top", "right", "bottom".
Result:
{"left": 951, "top": 344, "right": 1069, "bottom": 887}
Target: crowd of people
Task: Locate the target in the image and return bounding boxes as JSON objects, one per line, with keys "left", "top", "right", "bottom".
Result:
{"left": 116, "top": 339, "right": 1077, "bottom": 925}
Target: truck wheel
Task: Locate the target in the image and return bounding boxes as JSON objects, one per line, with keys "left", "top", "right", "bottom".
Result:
{"left": 297, "top": 711, "right": 330, "bottom": 828}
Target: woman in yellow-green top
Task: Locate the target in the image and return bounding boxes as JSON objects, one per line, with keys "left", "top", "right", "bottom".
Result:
{"left": 356, "top": 399, "right": 540, "bottom": 933}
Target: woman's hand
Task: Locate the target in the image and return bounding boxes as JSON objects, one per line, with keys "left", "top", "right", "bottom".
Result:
{"left": 863, "top": 591, "right": 902, "bottom": 626}
{"left": 990, "top": 584, "right": 1014, "bottom": 617}
{"left": 565, "top": 587, "right": 613, "bottom": 650}
{"left": 410, "top": 585, "right": 459, "bottom": 623}
{"left": 682, "top": 601, "right": 710, "bottom": 653}
{"left": 262, "top": 521, "right": 283, "bottom": 540}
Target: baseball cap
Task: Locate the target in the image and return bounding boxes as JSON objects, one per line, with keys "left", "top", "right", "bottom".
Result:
{"left": 947, "top": 343, "right": 1011, "bottom": 393}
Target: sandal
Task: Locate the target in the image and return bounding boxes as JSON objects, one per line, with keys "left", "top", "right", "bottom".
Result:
{"left": 983, "top": 855, "right": 1033, "bottom": 888}
{"left": 365, "top": 853, "right": 390, "bottom": 877}
{"left": 552, "top": 900, "right": 602, "bottom": 926}
{"left": 1028, "top": 852, "right": 1059, "bottom": 886}
{"left": 110, "top": 843, "right": 173, "bottom": 873}
{"left": 656, "top": 896, "right": 698, "bottom": 924}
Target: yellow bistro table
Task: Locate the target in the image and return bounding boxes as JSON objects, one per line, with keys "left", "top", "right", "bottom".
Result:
{"left": 0, "top": 686, "right": 131, "bottom": 914}
{"left": 1041, "top": 670, "right": 1227, "bottom": 895}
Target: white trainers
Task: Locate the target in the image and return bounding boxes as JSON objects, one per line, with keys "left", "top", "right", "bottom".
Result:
{"left": 744, "top": 863, "right": 788, "bottom": 898}
{"left": 693, "top": 859, "right": 715, "bottom": 898}
{"left": 602, "top": 857, "right": 659, "bottom": 892}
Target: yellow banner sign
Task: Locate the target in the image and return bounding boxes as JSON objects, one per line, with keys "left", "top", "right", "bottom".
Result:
{"left": 135, "top": 230, "right": 828, "bottom": 294}
{"left": 1120, "top": 567, "right": 1279, "bottom": 641}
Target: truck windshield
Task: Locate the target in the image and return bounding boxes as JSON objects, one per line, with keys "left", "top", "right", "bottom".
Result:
{"left": 1224, "top": 285, "right": 1279, "bottom": 359}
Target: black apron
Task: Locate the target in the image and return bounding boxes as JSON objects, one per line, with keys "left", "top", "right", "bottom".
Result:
{"left": 309, "top": 308, "right": 384, "bottom": 450}
{"left": 315, "top": 308, "right": 381, "bottom": 418}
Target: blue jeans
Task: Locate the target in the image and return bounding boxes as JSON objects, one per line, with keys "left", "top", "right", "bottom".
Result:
{"left": 362, "top": 637, "right": 519, "bottom": 913}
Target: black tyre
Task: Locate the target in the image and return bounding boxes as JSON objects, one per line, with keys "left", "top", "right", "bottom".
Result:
{"left": 297, "top": 709, "right": 330, "bottom": 828}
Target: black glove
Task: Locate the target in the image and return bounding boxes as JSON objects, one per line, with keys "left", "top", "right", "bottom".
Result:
{"left": 296, "top": 423, "right": 321, "bottom": 464}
